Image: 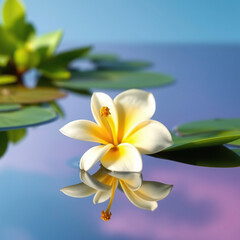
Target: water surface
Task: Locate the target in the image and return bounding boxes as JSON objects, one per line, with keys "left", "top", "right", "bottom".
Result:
{"left": 0, "top": 44, "right": 240, "bottom": 240}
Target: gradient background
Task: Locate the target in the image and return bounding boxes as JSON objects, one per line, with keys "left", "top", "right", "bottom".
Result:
{"left": 0, "top": 1, "right": 240, "bottom": 240}
{"left": 1, "top": 0, "right": 240, "bottom": 44}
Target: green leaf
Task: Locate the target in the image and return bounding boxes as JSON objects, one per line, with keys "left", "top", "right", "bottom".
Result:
{"left": 29, "top": 30, "right": 63, "bottom": 57}
{"left": 0, "top": 55, "right": 10, "bottom": 67}
{"left": 165, "top": 131, "right": 240, "bottom": 151}
{"left": 0, "top": 106, "right": 58, "bottom": 131}
{"left": 7, "top": 128, "right": 26, "bottom": 143}
{"left": 10, "top": 21, "right": 35, "bottom": 42}
{"left": 63, "top": 88, "right": 92, "bottom": 96}
{"left": 0, "top": 75, "right": 17, "bottom": 85}
{"left": 176, "top": 118, "right": 240, "bottom": 135}
{"left": 0, "top": 86, "right": 66, "bottom": 104}
{"left": 229, "top": 138, "right": 240, "bottom": 147}
{"left": 49, "top": 101, "right": 64, "bottom": 117}
{"left": 95, "top": 60, "right": 151, "bottom": 71}
{"left": 0, "top": 26, "right": 18, "bottom": 55}
{"left": 0, "top": 131, "right": 8, "bottom": 158}
{"left": 233, "top": 148, "right": 240, "bottom": 156}
{"left": 0, "top": 103, "right": 21, "bottom": 112}
{"left": 54, "top": 70, "right": 174, "bottom": 89}
{"left": 39, "top": 66, "right": 70, "bottom": 80}
{"left": 3, "top": 0, "right": 25, "bottom": 28}
{"left": 14, "top": 47, "right": 40, "bottom": 70}
{"left": 151, "top": 146, "right": 240, "bottom": 168}
{"left": 41, "top": 46, "right": 92, "bottom": 68}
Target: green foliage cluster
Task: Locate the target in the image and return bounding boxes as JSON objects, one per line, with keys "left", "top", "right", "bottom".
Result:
{"left": 0, "top": 0, "right": 91, "bottom": 84}
{"left": 0, "top": 0, "right": 174, "bottom": 90}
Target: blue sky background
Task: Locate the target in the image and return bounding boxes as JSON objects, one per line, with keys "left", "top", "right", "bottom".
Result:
{"left": 0, "top": 0, "right": 240, "bottom": 44}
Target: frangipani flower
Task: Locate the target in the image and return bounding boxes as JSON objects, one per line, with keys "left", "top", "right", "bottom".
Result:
{"left": 60, "top": 167, "right": 173, "bottom": 221}
{"left": 60, "top": 89, "right": 173, "bottom": 172}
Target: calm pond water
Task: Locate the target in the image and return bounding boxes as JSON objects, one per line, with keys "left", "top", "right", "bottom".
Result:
{"left": 0, "top": 44, "right": 240, "bottom": 240}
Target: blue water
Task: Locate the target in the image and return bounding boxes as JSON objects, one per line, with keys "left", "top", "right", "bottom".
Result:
{"left": 0, "top": 44, "right": 240, "bottom": 240}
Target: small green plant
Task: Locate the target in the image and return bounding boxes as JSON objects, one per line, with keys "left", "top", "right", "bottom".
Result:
{"left": 0, "top": 0, "right": 174, "bottom": 90}
{"left": 0, "top": 0, "right": 91, "bottom": 85}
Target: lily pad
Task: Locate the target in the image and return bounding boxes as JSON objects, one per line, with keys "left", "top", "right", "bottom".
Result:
{"left": 152, "top": 146, "right": 240, "bottom": 168}
{"left": 176, "top": 118, "right": 240, "bottom": 135}
{"left": 164, "top": 131, "right": 240, "bottom": 152}
{"left": 0, "top": 106, "right": 58, "bottom": 131}
{"left": 0, "top": 103, "right": 21, "bottom": 112}
{"left": 54, "top": 70, "right": 174, "bottom": 89}
{"left": 229, "top": 138, "right": 240, "bottom": 147}
{"left": 95, "top": 60, "right": 151, "bottom": 71}
{"left": 86, "top": 54, "right": 119, "bottom": 62}
{"left": 233, "top": 148, "right": 240, "bottom": 156}
{"left": 0, "top": 86, "right": 66, "bottom": 104}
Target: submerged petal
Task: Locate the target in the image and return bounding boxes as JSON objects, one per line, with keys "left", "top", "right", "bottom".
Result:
{"left": 59, "top": 120, "right": 111, "bottom": 144}
{"left": 114, "top": 89, "right": 156, "bottom": 141}
{"left": 101, "top": 143, "right": 142, "bottom": 172}
{"left": 80, "top": 144, "right": 113, "bottom": 171}
{"left": 123, "top": 120, "right": 173, "bottom": 154}
{"left": 60, "top": 183, "right": 96, "bottom": 198}
{"left": 120, "top": 181, "right": 157, "bottom": 211}
{"left": 135, "top": 181, "right": 173, "bottom": 201}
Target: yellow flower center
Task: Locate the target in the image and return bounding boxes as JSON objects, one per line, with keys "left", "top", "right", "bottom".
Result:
{"left": 100, "top": 106, "right": 111, "bottom": 117}
{"left": 101, "top": 178, "right": 117, "bottom": 221}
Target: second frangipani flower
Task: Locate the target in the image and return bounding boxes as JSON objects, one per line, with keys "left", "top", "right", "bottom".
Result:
{"left": 60, "top": 89, "right": 173, "bottom": 172}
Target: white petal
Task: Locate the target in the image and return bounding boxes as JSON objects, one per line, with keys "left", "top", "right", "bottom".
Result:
{"left": 114, "top": 89, "right": 156, "bottom": 141}
{"left": 80, "top": 144, "right": 113, "bottom": 171}
{"left": 93, "top": 190, "right": 112, "bottom": 204}
{"left": 120, "top": 181, "right": 157, "bottom": 211}
{"left": 123, "top": 120, "right": 173, "bottom": 154}
{"left": 60, "top": 183, "right": 96, "bottom": 198}
{"left": 101, "top": 143, "right": 142, "bottom": 172}
{"left": 135, "top": 181, "right": 173, "bottom": 201}
{"left": 80, "top": 170, "right": 111, "bottom": 191}
{"left": 108, "top": 172, "right": 142, "bottom": 191}
{"left": 91, "top": 92, "right": 118, "bottom": 137}
{"left": 60, "top": 120, "right": 111, "bottom": 144}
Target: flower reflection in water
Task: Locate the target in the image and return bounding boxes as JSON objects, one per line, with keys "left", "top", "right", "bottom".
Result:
{"left": 61, "top": 166, "right": 173, "bottom": 221}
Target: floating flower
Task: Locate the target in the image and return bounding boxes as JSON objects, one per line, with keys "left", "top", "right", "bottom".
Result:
{"left": 61, "top": 167, "right": 173, "bottom": 221}
{"left": 60, "top": 89, "right": 173, "bottom": 172}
